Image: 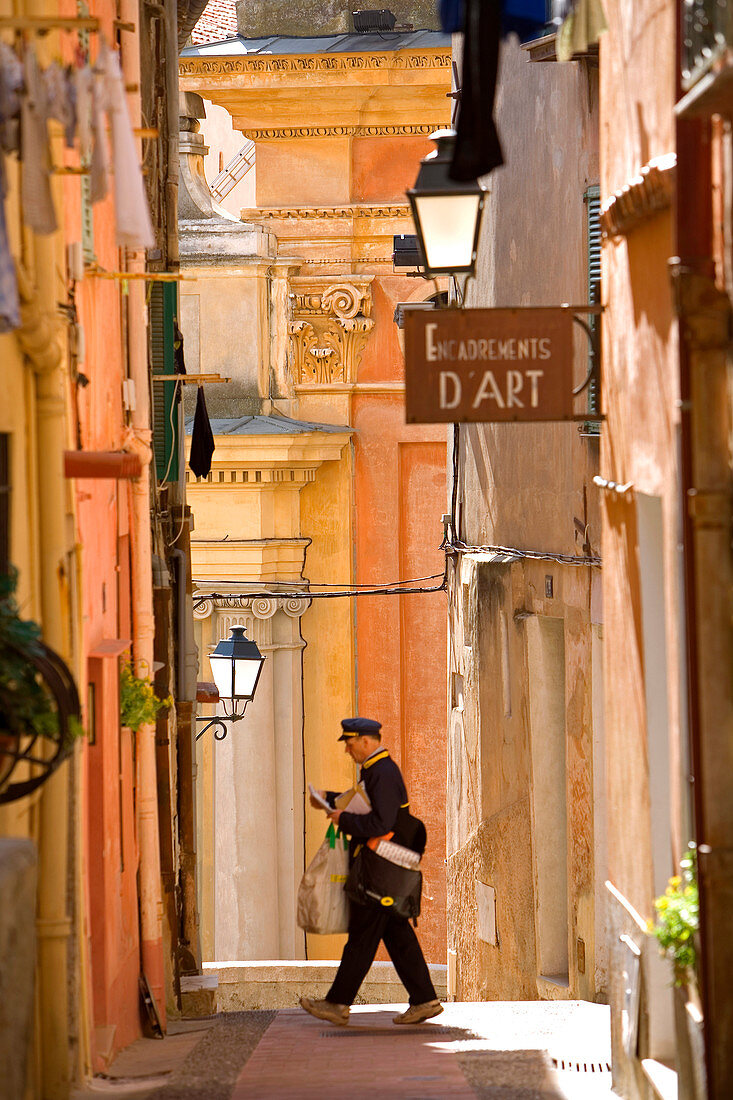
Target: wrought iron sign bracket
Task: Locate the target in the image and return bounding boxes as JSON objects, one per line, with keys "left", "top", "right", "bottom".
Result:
{"left": 569, "top": 304, "right": 604, "bottom": 402}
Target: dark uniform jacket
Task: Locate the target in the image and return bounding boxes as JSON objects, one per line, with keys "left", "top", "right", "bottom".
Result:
{"left": 327, "top": 749, "right": 426, "bottom": 859}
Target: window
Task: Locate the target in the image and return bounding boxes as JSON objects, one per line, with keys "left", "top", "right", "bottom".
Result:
{"left": 149, "top": 282, "right": 180, "bottom": 482}
{"left": 584, "top": 185, "right": 601, "bottom": 433}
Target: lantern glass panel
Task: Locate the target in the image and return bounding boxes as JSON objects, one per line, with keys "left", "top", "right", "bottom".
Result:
{"left": 234, "top": 655, "right": 263, "bottom": 700}
{"left": 413, "top": 193, "right": 481, "bottom": 273}
{"left": 209, "top": 654, "right": 234, "bottom": 700}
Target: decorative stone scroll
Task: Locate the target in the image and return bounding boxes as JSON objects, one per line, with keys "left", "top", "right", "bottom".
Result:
{"left": 288, "top": 278, "right": 374, "bottom": 385}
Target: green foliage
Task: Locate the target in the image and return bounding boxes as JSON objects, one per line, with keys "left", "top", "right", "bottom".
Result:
{"left": 650, "top": 844, "right": 699, "bottom": 985}
{"left": 0, "top": 569, "right": 78, "bottom": 745}
{"left": 120, "top": 660, "right": 172, "bottom": 732}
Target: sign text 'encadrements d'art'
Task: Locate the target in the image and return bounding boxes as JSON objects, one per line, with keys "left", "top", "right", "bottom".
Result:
{"left": 404, "top": 308, "right": 576, "bottom": 423}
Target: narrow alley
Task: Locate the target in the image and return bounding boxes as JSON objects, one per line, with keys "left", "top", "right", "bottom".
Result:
{"left": 74, "top": 1002, "right": 613, "bottom": 1100}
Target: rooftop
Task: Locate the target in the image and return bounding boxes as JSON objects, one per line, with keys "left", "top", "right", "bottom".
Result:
{"left": 180, "top": 29, "right": 450, "bottom": 58}
{"left": 184, "top": 414, "right": 352, "bottom": 436}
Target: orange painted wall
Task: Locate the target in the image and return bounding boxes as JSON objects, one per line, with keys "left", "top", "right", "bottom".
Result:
{"left": 62, "top": 5, "right": 146, "bottom": 1065}
{"left": 352, "top": 268, "right": 447, "bottom": 962}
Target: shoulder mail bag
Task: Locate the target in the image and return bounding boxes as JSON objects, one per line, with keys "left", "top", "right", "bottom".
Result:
{"left": 345, "top": 837, "right": 423, "bottom": 923}
{"left": 297, "top": 823, "right": 350, "bottom": 935}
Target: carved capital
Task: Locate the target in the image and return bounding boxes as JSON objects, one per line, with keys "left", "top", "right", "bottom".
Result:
{"left": 288, "top": 277, "right": 374, "bottom": 384}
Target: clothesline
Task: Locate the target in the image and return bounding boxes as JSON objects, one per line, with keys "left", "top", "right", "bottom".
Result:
{"left": 0, "top": 35, "right": 154, "bottom": 333}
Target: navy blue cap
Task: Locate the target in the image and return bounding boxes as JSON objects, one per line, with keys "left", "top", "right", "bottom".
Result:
{"left": 338, "top": 717, "right": 382, "bottom": 740}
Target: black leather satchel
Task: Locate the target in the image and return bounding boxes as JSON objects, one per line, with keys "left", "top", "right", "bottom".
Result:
{"left": 345, "top": 845, "right": 422, "bottom": 923}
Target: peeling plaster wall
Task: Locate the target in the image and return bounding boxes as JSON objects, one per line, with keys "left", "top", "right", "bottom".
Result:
{"left": 447, "top": 36, "right": 604, "bottom": 1004}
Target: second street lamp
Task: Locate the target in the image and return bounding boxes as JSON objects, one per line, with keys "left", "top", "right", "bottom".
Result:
{"left": 407, "top": 128, "right": 486, "bottom": 280}
{"left": 196, "top": 625, "right": 265, "bottom": 741}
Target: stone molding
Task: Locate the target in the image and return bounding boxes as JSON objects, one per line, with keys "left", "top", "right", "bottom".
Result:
{"left": 180, "top": 53, "right": 450, "bottom": 78}
{"left": 239, "top": 123, "right": 446, "bottom": 140}
{"left": 186, "top": 467, "right": 317, "bottom": 485}
{"left": 193, "top": 595, "right": 311, "bottom": 620}
{"left": 287, "top": 277, "right": 374, "bottom": 385}
{"left": 600, "top": 153, "right": 676, "bottom": 238}
{"left": 243, "top": 203, "right": 410, "bottom": 221}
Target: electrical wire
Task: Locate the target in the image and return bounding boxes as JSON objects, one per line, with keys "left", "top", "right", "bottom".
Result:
{"left": 192, "top": 574, "right": 448, "bottom": 607}
{"left": 448, "top": 539, "right": 601, "bottom": 567}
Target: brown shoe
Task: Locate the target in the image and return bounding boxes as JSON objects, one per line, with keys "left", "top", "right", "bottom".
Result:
{"left": 393, "top": 1000, "right": 444, "bottom": 1025}
{"left": 299, "top": 996, "right": 350, "bottom": 1026}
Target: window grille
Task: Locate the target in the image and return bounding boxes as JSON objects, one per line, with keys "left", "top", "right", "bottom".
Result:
{"left": 584, "top": 184, "right": 601, "bottom": 433}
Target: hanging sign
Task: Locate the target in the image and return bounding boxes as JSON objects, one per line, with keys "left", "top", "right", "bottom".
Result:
{"left": 404, "top": 307, "right": 575, "bottom": 423}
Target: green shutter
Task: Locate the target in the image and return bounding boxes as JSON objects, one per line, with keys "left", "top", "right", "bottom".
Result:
{"left": 149, "top": 282, "right": 179, "bottom": 482}
{"left": 584, "top": 185, "right": 601, "bottom": 432}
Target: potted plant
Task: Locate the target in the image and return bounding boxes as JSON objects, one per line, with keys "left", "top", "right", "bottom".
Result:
{"left": 650, "top": 843, "right": 706, "bottom": 1099}
{"left": 0, "top": 570, "right": 82, "bottom": 802}
{"left": 119, "top": 659, "right": 171, "bottom": 732}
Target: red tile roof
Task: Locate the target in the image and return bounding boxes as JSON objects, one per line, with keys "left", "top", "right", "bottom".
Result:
{"left": 190, "top": 0, "right": 238, "bottom": 45}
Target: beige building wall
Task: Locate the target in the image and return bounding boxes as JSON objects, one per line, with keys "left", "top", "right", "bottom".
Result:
{"left": 446, "top": 37, "right": 605, "bottom": 1004}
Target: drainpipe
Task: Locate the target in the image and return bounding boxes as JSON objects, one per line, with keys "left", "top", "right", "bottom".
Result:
{"left": 120, "top": 0, "right": 166, "bottom": 1028}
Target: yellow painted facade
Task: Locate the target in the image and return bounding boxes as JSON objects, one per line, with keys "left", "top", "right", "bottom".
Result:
{"left": 181, "top": 34, "right": 450, "bottom": 963}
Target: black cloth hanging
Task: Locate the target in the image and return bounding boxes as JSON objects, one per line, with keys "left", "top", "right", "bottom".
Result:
{"left": 189, "top": 385, "right": 215, "bottom": 479}
{"left": 450, "top": 0, "right": 504, "bottom": 182}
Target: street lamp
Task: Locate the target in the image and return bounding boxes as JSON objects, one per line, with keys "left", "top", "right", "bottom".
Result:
{"left": 196, "top": 625, "right": 265, "bottom": 741}
{"left": 407, "top": 129, "right": 486, "bottom": 279}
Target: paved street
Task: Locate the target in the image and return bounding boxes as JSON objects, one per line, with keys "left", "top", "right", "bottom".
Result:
{"left": 74, "top": 1002, "right": 612, "bottom": 1100}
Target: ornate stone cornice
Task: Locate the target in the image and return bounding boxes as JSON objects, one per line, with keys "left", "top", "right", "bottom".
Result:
{"left": 180, "top": 53, "right": 450, "bottom": 78}
{"left": 242, "top": 203, "right": 410, "bottom": 221}
{"left": 288, "top": 277, "right": 374, "bottom": 385}
{"left": 193, "top": 594, "right": 311, "bottom": 620}
{"left": 239, "top": 123, "right": 446, "bottom": 141}
{"left": 600, "top": 153, "right": 676, "bottom": 239}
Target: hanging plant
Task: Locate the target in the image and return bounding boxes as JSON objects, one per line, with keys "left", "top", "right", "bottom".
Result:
{"left": 120, "top": 660, "right": 172, "bottom": 732}
{"left": 0, "top": 569, "right": 82, "bottom": 802}
{"left": 649, "top": 843, "right": 699, "bottom": 986}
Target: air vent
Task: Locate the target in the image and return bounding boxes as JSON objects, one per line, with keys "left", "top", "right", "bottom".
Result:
{"left": 352, "top": 9, "right": 397, "bottom": 33}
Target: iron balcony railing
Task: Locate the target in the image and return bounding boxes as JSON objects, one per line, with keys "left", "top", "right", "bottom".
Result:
{"left": 682, "top": 0, "right": 732, "bottom": 90}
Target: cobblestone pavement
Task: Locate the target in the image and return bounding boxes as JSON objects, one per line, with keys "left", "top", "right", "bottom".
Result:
{"left": 77, "top": 1001, "right": 613, "bottom": 1100}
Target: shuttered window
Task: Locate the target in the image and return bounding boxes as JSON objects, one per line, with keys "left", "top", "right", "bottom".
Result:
{"left": 584, "top": 185, "right": 601, "bottom": 432}
{"left": 149, "top": 282, "right": 179, "bottom": 482}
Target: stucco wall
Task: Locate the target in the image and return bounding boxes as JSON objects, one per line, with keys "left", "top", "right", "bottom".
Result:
{"left": 447, "top": 35, "right": 604, "bottom": 1003}
{"left": 236, "top": 0, "right": 439, "bottom": 37}
{"left": 600, "top": 1, "right": 683, "bottom": 1091}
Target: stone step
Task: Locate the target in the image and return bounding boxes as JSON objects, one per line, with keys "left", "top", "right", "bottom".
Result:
{"left": 200, "top": 960, "right": 448, "bottom": 1012}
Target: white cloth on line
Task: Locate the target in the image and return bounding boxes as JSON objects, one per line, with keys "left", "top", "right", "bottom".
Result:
{"left": 98, "top": 40, "right": 153, "bottom": 248}
{"left": 21, "top": 47, "right": 56, "bottom": 235}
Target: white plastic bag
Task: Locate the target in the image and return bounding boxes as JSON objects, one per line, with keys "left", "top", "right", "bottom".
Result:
{"left": 297, "top": 824, "right": 350, "bottom": 934}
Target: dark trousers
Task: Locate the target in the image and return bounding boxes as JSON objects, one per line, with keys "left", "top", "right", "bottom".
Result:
{"left": 326, "top": 901, "right": 437, "bottom": 1007}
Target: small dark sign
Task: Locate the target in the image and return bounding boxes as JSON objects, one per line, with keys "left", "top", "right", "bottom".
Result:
{"left": 404, "top": 307, "right": 575, "bottom": 423}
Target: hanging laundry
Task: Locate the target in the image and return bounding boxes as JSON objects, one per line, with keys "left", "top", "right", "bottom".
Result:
{"left": 440, "top": 1, "right": 547, "bottom": 38}
{"left": 502, "top": 0, "right": 547, "bottom": 38}
{"left": 173, "top": 318, "right": 186, "bottom": 377}
{"left": 21, "top": 47, "right": 57, "bottom": 235}
{"left": 0, "top": 43, "right": 21, "bottom": 158}
{"left": 98, "top": 40, "right": 153, "bottom": 248}
{"left": 556, "top": 0, "right": 608, "bottom": 61}
{"left": 44, "top": 62, "right": 75, "bottom": 149}
{"left": 189, "top": 386, "right": 215, "bottom": 479}
{"left": 88, "top": 62, "right": 110, "bottom": 203}
{"left": 0, "top": 43, "right": 22, "bottom": 332}
{"left": 450, "top": 0, "right": 504, "bottom": 182}
{"left": 74, "top": 64, "right": 93, "bottom": 165}
{"left": 439, "top": 0, "right": 464, "bottom": 32}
